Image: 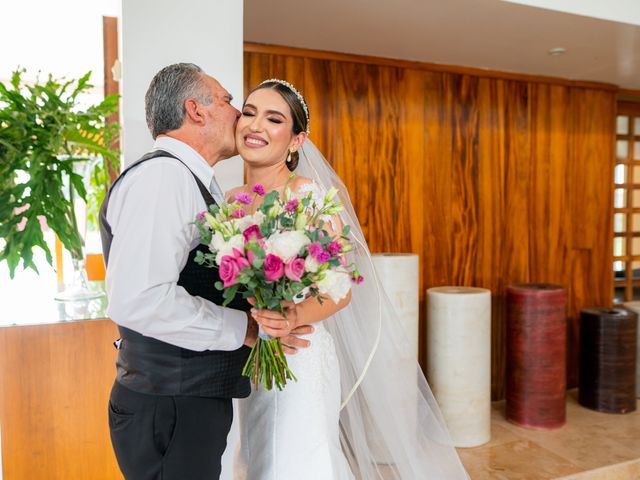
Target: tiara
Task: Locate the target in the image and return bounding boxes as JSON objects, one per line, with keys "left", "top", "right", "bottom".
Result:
{"left": 259, "top": 78, "right": 310, "bottom": 135}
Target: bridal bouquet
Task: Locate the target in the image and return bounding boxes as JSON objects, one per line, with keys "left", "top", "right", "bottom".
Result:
{"left": 194, "top": 182, "right": 363, "bottom": 391}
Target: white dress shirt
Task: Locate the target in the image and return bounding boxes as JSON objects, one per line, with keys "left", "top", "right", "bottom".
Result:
{"left": 105, "top": 136, "right": 247, "bottom": 351}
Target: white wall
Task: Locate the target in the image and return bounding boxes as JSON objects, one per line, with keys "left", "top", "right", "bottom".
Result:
{"left": 121, "top": 0, "right": 244, "bottom": 190}
{"left": 501, "top": 0, "right": 640, "bottom": 26}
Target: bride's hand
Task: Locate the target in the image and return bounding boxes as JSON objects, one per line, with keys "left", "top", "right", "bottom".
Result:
{"left": 250, "top": 300, "right": 300, "bottom": 337}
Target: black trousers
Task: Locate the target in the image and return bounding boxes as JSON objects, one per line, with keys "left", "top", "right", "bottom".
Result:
{"left": 108, "top": 381, "right": 233, "bottom": 480}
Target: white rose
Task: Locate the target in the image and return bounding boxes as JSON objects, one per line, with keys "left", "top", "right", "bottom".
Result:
{"left": 304, "top": 256, "right": 319, "bottom": 273}
{"left": 317, "top": 270, "right": 352, "bottom": 303}
{"left": 209, "top": 231, "right": 225, "bottom": 253}
{"left": 235, "top": 211, "right": 266, "bottom": 233}
{"left": 212, "top": 234, "right": 244, "bottom": 265}
{"left": 267, "top": 230, "right": 310, "bottom": 263}
{"left": 252, "top": 211, "right": 266, "bottom": 225}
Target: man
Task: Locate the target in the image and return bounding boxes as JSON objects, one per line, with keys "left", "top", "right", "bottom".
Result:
{"left": 100, "top": 63, "right": 311, "bottom": 479}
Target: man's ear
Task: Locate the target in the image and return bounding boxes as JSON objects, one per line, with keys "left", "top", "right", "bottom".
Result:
{"left": 184, "top": 99, "right": 205, "bottom": 125}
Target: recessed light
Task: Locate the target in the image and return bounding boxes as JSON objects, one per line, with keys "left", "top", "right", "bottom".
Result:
{"left": 548, "top": 47, "right": 566, "bottom": 56}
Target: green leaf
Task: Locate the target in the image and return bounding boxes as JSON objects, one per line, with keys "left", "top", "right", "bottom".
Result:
{"left": 0, "top": 68, "right": 120, "bottom": 276}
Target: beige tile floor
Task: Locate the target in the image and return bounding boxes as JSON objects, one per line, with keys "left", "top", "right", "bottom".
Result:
{"left": 456, "top": 390, "right": 640, "bottom": 480}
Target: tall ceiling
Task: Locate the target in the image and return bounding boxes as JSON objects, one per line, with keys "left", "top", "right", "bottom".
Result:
{"left": 244, "top": 0, "right": 640, "bottom": 89}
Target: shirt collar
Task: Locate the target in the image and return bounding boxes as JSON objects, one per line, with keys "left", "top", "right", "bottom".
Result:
{"left": 152, "top": 136, "right": 215, "bottom": 190}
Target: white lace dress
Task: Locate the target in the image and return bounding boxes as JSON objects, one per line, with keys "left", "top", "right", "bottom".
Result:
{"left": 234, "top": 182, "right": 354, "bottom": 480}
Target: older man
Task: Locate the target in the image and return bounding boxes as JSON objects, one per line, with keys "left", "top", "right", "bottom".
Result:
{"left": 100, "top": 63, "right": 310, "bottom": 479}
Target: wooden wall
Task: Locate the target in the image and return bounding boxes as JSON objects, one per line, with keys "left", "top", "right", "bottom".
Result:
{"left": 244, "top": 44, "right": 617, "bottom": 399}
{"left": 0, "top": 320, "right": 122, "bottom": 480}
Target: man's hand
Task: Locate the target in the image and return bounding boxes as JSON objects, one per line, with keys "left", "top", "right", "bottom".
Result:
{"left": 243, "top": 313, "right": 258, "bottom": 347}
{"left": 281, "top": 325, "right": 314, "bottom": 354}
{"left": 247, "top": 298, "right": 313, "bottom": 354}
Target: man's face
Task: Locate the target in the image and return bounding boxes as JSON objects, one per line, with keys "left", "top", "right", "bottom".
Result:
{"left": 200, "top": 75, "right": 240, "bottom": 161}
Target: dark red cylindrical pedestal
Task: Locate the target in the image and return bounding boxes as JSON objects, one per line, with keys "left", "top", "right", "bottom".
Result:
{"left": 506, "top": 284, "right": 567, "bottom": 429}
{"left": 579, "top": 308, "right": 637, "bottom": 414}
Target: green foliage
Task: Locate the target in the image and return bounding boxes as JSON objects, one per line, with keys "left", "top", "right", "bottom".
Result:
{"left": 0, "top": 69, "right": 120, "bottom": 277}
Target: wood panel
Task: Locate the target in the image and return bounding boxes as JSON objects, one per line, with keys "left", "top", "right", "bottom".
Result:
{"left": 0, "top": 320, "right": 122, "bottom": 480}
{"left": 244, "top": 47, "right": 617, "bottom": 398}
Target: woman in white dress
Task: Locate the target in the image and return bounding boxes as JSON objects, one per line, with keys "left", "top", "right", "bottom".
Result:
{"left": 229, "top": 79, "right": 469, "bottom": 479}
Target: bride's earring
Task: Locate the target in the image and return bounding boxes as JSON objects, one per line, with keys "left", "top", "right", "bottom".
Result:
{"left": 286, "top": 147, "right": 295, "bottom": 164}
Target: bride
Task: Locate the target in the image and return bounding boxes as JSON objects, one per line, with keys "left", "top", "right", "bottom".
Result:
{"left": 228, "top": 79, "right": 469, "bottom": 479}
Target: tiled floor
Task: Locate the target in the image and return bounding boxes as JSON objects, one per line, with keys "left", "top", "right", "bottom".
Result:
{"left": 457, "top": 390, "right": 640, "bottom": 479}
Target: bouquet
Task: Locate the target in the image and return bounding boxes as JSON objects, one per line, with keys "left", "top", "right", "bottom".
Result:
{"left": 194, "top": 181, "right": 363, "bottom": 391}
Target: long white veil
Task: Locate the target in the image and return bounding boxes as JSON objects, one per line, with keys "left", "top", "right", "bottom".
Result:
{"left": 296, "top": 139, "right": 469, "bottom": 479}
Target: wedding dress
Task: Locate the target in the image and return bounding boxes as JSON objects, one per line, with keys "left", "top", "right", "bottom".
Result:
{"left": 231, "top": 140, "right": 468, "bottom": 480}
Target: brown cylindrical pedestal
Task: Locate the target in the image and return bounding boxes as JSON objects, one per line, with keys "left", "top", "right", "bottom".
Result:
{"left": 579, "top": 308, "right": 637, "bottom": 414}
{"left": 506, "top": 284, "right": 567, "bottom": 429}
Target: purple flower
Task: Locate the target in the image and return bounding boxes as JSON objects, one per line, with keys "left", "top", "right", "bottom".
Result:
{"left": 284, "top": 199, "right": 299, "bottom": 213}
{"left": 235, "top": 192, "right": 253, "bottom": 205}
{"left": 316, "top": 251, "right": 331, "bottom": 264}
{"left": 352, "top": 273, "right": 364, "bottom": 285}
{"left": 307, "top": 242, "right": 324, "bottom": 258}
{"left": 198, "top": 211, "right": 207, "bottom": 222}
{"left": 231, "top": 208, "right": 245, "bottom": 219}
{"left": 252, "top": 184, "right": 266, "bottom": 196}
{"left": 326, "top": 241, "right": 342, "bottom": 256}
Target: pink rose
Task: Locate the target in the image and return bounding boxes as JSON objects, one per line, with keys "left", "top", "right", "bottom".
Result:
{"left": 219, "top": 255, "right": 240, "bottom": 288}
{"left": 264, "top": 254, "right": 284, "bottom": 281}
{"left": 232, "top": 248, "right": 251, "bottom": 270}
{"left": 243, "top": 224, "right": 262, "bottom": 243}
{"left": 284, "top": 258, "right": 305, "bottom": 282}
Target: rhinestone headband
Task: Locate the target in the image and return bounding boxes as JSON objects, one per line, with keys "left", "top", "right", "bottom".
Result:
{"left": 259, "top": 78, "right": 310, "bottom": 135}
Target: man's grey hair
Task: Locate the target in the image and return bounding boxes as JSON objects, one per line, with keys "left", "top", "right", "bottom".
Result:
{"left": 145, "top": 63, "right": 213, "bottom": 139}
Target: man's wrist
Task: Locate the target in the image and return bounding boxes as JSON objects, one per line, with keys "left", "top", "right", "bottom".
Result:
{"left": 243, "top": 313, "right": 258, "bottom": 347}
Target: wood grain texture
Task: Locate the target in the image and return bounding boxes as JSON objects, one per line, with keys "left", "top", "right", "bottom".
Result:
{"left": 244, "top": 47, "right": 617, "bottom": 399}
{"left": 0, "top": 320, "right": 122, "bottom": 480}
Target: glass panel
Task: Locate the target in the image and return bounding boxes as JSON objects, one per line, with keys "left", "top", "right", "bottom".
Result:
{"left": 614, "top": 286, "right": 626, "bottom": 304}
{"left": 614, "top": 237, "right": 626, "bottom": 256}
{"left": 634, "top": 285, "right": 640, "bottom": 301}
{"left": 633, "top": 237, "right": 640, "bottom": 255}
{"left": 614, "top": 213, "right": 626, "bottom": 232}
{"left": 614, "top": 260, "right": 626, "bottom": 280}
{"left": 633, "top": 214, "right": 640, "bottom": 232}
{"left": 618, "top": 140, "right": 629, "bottom": 159}
{"left": 635, "top": 141, "right": 640, "bottom": 160}
{"left": 633, "top": 260, "right": 640, "bottom": 279}
{"left": 617, "top": 115, "right": 629, "bottom": 135}
{"left": 633, "top": 189, "right": 640, "bottom": 208}
{"left": 615, "top": 164, "right": 626, "bottom": 184}
{"left": 614, "top": 188, "right": 627, "bottom": 208}
{"left": 633, "top": 166, "right": 640, "bottom": 184}
{"left": 635, "top": 117, "right": 640, "bottom": 136}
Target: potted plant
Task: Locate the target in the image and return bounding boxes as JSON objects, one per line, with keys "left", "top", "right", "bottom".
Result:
{"left": 0, "top": 69, "right": 119, "bottom": 300}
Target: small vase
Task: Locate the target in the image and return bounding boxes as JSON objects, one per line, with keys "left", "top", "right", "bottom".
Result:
{"left": 54, "top": 257, "right": 103, "bottom": 302}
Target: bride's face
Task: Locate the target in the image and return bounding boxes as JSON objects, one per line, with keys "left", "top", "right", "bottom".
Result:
{"left": 236, "top": 88, "right": 298, "bottom": 166}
